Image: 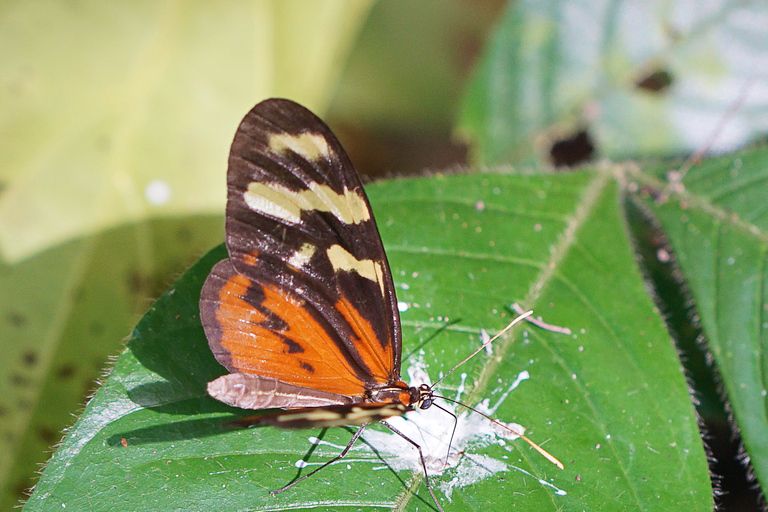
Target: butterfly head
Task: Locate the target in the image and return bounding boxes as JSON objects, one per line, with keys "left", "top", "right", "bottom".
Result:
{"left": 416, "top": 383, "right": 436, "bottom": 410}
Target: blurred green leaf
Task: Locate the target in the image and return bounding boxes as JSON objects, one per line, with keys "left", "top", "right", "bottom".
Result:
{"left": 459, "top": 0, "right": 768, "bottom": 167}
{"left": 635, "top": 145, "right": 768, "bottom": 498}
{"left": 0, "top": 0, "right": 372, "bottom": 263}
{"left": 24, "top": 171, "right": 710, "bottom": 511}
{"left": 0, "top": 216, "right": 223, "bottom": 510}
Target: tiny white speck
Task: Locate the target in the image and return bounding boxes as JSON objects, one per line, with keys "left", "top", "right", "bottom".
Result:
{"left": 398, "top": 302, "right": 410, "bottom": 312}
{"left": 571, "top": 374, "right": 577, "bottom": 380}
{"left": 480, "top": 329, "right": 492, "bottom": 355}
{"left": 533, "top": 223, "right": 542, "bottom": 232}
{"left": 145, "top": 179, "right": 172, "bottom": 205}
{"left": 308, "top": 436, "right": 320, "bottom": 445}
{"left": 346, "top": 464, "right": 351, "bottom": 470}
{"left": 727, "top": 257, "right": 735, "bottom": 265}
{"left": 475, "top": 200, "right": 485, "bottom": 211}
{"left": 606, "top": 434, "right": 611, "bottom": 440}
{"left": 295, "top": 460, "right": 308, "bottom": 468}
{"left": 762, "top": 389, "right": 767, "bottom": 397}
{"left": 401, "top": 283, "right": 410, "bottom": 290}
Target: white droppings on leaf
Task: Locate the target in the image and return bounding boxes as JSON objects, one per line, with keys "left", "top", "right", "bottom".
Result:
{"left": 480, "top": 329, "right": 492, "bottom": 355}
{"left": 359, "top": 364, "right": 557, "bottom": 501}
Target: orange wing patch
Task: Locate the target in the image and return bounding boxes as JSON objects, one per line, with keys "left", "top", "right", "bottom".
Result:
{"left": 213, "top": 271, "right": 368, "bottom": 397}
{"left": 334, "top": 296, "right": 393, "bottom": 383}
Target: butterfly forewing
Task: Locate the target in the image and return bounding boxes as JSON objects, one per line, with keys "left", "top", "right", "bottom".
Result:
{"left": 200, "top": 99, "right": 404, "bottom": 405}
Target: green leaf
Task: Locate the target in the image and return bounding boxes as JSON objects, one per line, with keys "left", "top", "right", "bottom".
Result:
{"left": 635, "top": 145, "right": 768, "bottom": 497}
{"left": 459, "top": 0, "right": 768, "bottom": 167}
{"left": 24, "top": 171, "right": 710, "bottom": 511}
{"left": 0, "top": 216, "right": 224, "bottom": 510}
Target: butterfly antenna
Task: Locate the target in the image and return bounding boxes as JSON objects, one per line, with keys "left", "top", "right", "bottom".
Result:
{"left": 439, "top": 395, "right": 564, "bottom": 470}
{"left": 431, "top": 310, "right": 533, "bottom": 389}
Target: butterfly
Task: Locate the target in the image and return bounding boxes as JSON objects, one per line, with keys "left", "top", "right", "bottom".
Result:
{"left": 199, "top": 98, "right": 557, "bottom": 510}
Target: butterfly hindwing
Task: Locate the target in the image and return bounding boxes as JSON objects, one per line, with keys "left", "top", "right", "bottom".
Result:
{"left": 201, "top": 258, "right": 370, "bottom": 403}
{"left": 200, "top": 99, "right": 403, "bottom": 405}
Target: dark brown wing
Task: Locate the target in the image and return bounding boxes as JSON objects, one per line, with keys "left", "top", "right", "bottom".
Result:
{"left": 200, "top": 99, "right": 402, "bottom": 407}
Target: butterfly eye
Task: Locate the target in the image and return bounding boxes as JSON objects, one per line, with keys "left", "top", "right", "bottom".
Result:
{"left": 419, "top": 398, "right": 433, "bottom": 410}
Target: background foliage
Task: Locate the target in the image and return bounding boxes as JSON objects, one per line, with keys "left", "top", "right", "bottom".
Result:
{"left": 2, "top": 1, "right": 767, "bottom": 510}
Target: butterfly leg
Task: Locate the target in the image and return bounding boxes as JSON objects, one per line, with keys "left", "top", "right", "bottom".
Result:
{"left": 270, "top": 423, "right": 370, "bottom": 495}
{"left": 380, "top": 420, "right": 444, "bottom": 512}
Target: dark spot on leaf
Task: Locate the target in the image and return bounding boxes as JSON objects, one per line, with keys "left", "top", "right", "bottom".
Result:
{"left": 74, "top": 286, "right": 86, "bottom": 302}
{"left": 549, "top": 130, "right": 595, "bottom": 168}
{"left": 90, "top": 322, "right": 105, "bottom": 336}
{"left": 7, "top": 311, "right": 26, "bottom": 328}
{"left": 636, "top": 68, "right": 674, "bottom": 93}
{"left": 177, "top": 226, "right": 193, "bottom": 243}
{"left": 22, "top": 351, "right": 37, "bottom": 366}
{"left": 38, "top": 426, "right": 58, "bottom": 444}
{"left": 57, "top": 364, "right": 76, "bottom": 380}
{"left": 127, "top": 270, "right": 146, "bottom": 295}
{"left": 10, "top": 373, "right": 30, "bottom": 387}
